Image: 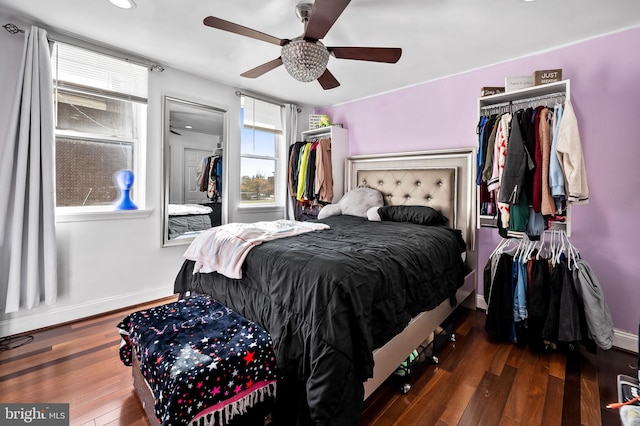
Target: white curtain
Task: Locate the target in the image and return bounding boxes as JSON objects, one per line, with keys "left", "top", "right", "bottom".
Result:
{"left": 0, "top": 25, "right": 57, "bottom": 313}
{"left": 284, "top": 103, "right": 299, "bottom": 220}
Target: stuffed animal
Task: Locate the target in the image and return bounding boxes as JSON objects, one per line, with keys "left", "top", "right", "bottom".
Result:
{"left": 318, "top": 114, "right": 331, "bottom": 127}
{"left": 317, "top": 187, "right": 383, "bottom": 220}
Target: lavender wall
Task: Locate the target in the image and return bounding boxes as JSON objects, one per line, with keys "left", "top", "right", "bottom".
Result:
{"left": 318, "top": 27, "right": 640, "bottom": 335}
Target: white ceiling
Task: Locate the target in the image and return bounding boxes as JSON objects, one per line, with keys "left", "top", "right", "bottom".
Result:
{"left": 1, "top": 0, "right": 640, "bottom": 108}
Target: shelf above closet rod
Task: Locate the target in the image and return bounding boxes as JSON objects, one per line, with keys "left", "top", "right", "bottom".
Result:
{"left": 478, "top": 79, "right": 570, "bottom": 107}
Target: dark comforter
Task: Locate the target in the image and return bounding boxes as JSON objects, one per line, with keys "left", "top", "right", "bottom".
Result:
{"left": 174, "top": 215, "right": 466, "bottom": 426}
{"left": 168, "top": 214, "right": 212, "bottom": 240}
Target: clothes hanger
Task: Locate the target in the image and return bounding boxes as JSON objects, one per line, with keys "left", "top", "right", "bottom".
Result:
{"left": 490, "top": 238, "right": 510, "bottom": 259}
{"left": 513, "top": 238, "right": 523, "bottom": 262}
{"left": 519, "top": 237, "right": 530, "bottom": 263}
{"left": 563, "top": 230, "right": 580, "bottom": 269}
{"left": 549, "top": 230, "right": 558, "bottom": 265}
{"left": 519, "top": 236, "right": 533, "bottom": 263}
{"left": 555, "top": 230, "right": 567, "bottom": 265}
{"left": 536, "top": 231, "right": 546, "bottom": 260}
{"left": 524, "top": 238, "right": 537, "bottom": 263}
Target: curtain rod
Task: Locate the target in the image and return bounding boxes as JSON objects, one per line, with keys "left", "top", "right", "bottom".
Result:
{"left": 235, "top": 90, "right": 302, "bottom": 113}
{"left": 3, "top": 23, "right": 24, "bottom": 34}
{"left": 3, "top": 22, "right": 164, "bottom": 72}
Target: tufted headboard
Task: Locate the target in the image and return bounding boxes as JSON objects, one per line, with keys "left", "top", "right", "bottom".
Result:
{"left": 344, "top": 149, "right": 476, "bottom": 250}
{"left": 356, "top": 168, "right": 457, "bottom": 226}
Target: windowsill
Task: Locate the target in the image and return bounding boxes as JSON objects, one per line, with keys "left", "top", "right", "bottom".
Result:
{"left": 55, "top": 207, "right": 153, "bottom": 223}
{"left": 236, "top": 204, "right": 283, "bottom": 213}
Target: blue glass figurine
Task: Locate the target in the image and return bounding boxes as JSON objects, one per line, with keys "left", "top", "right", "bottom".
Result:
{"left": 114, "top": 169, "right": 138, "bottom": 210}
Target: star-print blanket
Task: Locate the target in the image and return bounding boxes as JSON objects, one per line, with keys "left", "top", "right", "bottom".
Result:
{"left": 117, "top": 295, "right": 278, "bottom": 426}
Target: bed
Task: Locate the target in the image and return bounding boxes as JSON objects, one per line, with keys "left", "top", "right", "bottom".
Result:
{"left": 168, "top": 203, "right": 213, "bottom": 240}
{"left": 170, "top": 149, "right": 477, "bottom": 425}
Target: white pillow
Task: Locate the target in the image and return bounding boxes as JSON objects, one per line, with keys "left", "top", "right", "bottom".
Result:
{"left": 367, "top": 206, "right": 381, "bottom": 221}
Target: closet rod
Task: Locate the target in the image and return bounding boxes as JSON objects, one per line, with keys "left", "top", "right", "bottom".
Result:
{"left": 510, "top": 92, "right": 566, "bottom": 106}
{"left": 480, "top": 101, "right": 511, "bottom": 111}
{"left": 303, "top": 134, "right": 331, "bottom": 141}
{"left": 480, "top": 91, "right": 566, "bottom": 112}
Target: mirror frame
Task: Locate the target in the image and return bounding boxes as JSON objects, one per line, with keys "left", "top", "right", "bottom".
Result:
{"left": 162, "top": 96, "right": 228, "bottom": 247}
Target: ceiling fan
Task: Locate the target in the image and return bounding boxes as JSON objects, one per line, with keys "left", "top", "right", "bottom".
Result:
{"left": 203, "top": 0, "right": 402, "bottom": 90}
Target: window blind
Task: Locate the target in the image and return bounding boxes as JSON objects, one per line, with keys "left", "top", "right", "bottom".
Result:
{"left": 51, "top": 42, "right": 148, "bottom": 102}
{"left": 242, "top": 96, "right": 283, "bottom": 134}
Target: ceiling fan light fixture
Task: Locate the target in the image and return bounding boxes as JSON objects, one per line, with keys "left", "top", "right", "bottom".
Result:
{"left": 108, "top": 0, "right": 136, "bottom": 9}
{"left": 281, "top": 38, "right": 329, "bottom": 82}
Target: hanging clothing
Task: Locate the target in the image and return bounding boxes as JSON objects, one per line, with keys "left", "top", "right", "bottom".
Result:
{"left": 194, "top": 155, "right": 222, "bottom": 201}
{"left": 531, "top": 106, "right": 544, "bottom": 212}
{"left": 556, "top": 100, "right": 589, "bottom": 205}
{"left": 207, "top": 156, "right": 222, "bottom": 201}
{"left": 513, "top": 260, "right": 528, "bottom": 324}
{"left": 296, "top": 143, "right": 312, "bottom": 201}
{"left": 314, "top": 138, "right": 333, "bottom": 203}
{"left": 527, "top": 257, "right": 551, "bottom": 351}
{"left": 484, "top": 234, "right": 612, "bottom": 353}
{"left": 288, "top": 142, "right": 306, "bottom": 196}
{"left": 304, "top": 141, "right": 318, "bottom": 201}
{"left": 490, "top": 114, "right": 512, "bottom": 228}
{"left": 572, "top": 259, "right": 614, "bottom": 349}
{"left": 476, "top": 96, "right": 588, "bottom": 237}
{"left": 482, "top": 115, "right": 500, "bottom": 183}
{"left": 549, "top": 104, "right": 565, "bottom": 201}
{"left": 287, "top": 136, "right": 335, "bottom": 220}
{"left": 476, "top": 116, "right": 489, "bottom": 185}
{"left": 485, "top": 253, "right": 516, "bottom": 342}
{"left": 557, "top": 256, "right": 583, "bottom": 343}
{"left": 540, "top": 255, "right": 562, "bottom": 345}
{"left": 499, "top": 109, "right": 534, "bottom": 206}
{"left": 539, "top": 108, "right": 556, "bottom": 216}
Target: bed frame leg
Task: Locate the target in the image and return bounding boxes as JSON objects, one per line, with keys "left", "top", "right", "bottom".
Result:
{"left": 393, "top": 312, "right": 459, "bottom": 395}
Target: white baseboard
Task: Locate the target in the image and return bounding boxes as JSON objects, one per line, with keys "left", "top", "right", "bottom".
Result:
{"left": 475, "top": 294, "right": 638, "bottom": 354}
{"left": 613, "top": 329, "right": 639, "bottom": 353}
{"left": 476, "top": 294, "right": 488, "bottom": 311}
{"left": 0, "top": 286, "right": 174, "bottom": 338}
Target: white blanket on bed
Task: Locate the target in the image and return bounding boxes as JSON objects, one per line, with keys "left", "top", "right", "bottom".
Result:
{"left": 168, "top": 203, "right": 212, "bottom": 215}
{"left": 183, "top": 220, "right": 329, "bottom": 279}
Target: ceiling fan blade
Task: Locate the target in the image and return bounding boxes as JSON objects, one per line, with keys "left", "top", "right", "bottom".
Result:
{"left": 317, "top": 68, "right": 340, "bottom": 90}
{"left": 304, "top": 0, "right": 351, "bottom": 41}
{"left": 240, "top": 57, "right": 283, "bottom": 78}
{"left": 329, "top": 47, "right": 402, "bottom": 63}
{"left": 203, "top": 16, "right": 288, "bottom": 46}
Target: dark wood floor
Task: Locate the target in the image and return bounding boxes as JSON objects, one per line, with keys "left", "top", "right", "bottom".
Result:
{"left": 0, "top": 298, "right": 635, "bottom": 426}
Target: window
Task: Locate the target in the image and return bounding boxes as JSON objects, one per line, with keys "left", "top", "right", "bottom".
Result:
{"left": 240, "top": 96, "right": 283, "bottom": 205}
{"left": 51, "top": 42, "right": 148, "bottom": 209}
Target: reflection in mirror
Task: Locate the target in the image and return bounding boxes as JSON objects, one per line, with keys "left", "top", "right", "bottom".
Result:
{"left": 163, "top": 97, "right": 226, "bottom": 246}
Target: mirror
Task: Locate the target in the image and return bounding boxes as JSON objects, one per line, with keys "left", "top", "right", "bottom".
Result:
{"left": 162, "top": 96, "right": 227, "bottom": 246}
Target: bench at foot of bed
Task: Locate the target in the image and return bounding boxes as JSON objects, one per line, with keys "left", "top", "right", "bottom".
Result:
{"left": 117, "top": 295, "right": 278, "bottom": 426}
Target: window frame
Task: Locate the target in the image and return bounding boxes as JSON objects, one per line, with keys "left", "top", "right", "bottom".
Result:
{"left": 239, "top": 96, "right": 285, "bottom": 208}
{"left": 52, "top": 42, "right": 148, "bottom": 217}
